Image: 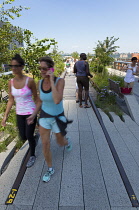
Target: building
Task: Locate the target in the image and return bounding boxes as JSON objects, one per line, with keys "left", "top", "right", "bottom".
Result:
{"left": 0, "top": 21, "right": 24, "bottom": 71}
{"left": 0, "top": 21, "right": 24, "bottom": 49}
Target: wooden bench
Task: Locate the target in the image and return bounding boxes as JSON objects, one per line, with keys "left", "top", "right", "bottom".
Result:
{"left": 108, "top": 79, "right": 124, "bottom": 98}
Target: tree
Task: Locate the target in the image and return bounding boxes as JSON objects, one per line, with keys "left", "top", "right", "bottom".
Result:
{"left": 0, "top": 22, "right": 24, "bottom": 69}
{"left": 0, "top": 0, "right": 29, "bottom": 21}
{"left": 0, "top": 0, "right": 57, "bottom": 77}
{"left": 0, "top": 0, "right": 29, "bottom": 70}
{"left": 94, "top": 36, "right": 119, "bottom": 75}
{"left": 49, "top": 46, "right": 65, "bottom": 76}
{"left": 21, "top": 30, "right": 57, "bottom": 78}
{"left": 71, "top": 51, "right": 79, "bottom": 60}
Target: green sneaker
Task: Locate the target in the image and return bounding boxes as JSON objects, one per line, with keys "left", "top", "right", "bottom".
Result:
{"left": 42, "top": 168, "right": 55, "bottom": 182}
{"left": 65, "top": 137, "right": 72, "bottom": 151}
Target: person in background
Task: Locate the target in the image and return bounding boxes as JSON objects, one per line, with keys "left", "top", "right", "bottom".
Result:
{"left": 27, "top": 56, "right": 72, "bottom": 183}
{"left": 66, "top": 60, "right": 71, "bottom": 76}
{"left": 1, "top": 54, "right": 38, "bottom": 168}
{"left": 137, "top": 61, "right": 139, "bottom": 82}
{"left": 122, "top": 57, "right": 138, "bottom": 89}
{"left": 74, "top": 53, "right": 92, "bottom": 108}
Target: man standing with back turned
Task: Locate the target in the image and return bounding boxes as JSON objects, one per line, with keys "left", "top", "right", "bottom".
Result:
{"left": 74, "top": 53, "right": 92, "bottom": 108}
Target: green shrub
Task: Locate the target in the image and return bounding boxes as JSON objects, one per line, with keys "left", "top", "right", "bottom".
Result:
{"left": 92, "top": 69, "right": 124, "bottom": 117}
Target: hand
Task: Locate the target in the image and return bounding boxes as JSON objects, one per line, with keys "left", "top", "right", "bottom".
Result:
{"left": 1, "top": 116, "right": 7, "bottom": 127}
{"left": 46, "top": 69, "right": 54, "bottom": 82}
{"left": 26, "top": 114, "right": 35, "bottom": 125}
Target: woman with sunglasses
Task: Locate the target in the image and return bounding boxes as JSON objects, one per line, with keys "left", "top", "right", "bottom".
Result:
{"left": 27, "top": 56, "right": 72, "bottom": 183}
{"left": 1, "top": 54, "right": 38, "bottom": 168}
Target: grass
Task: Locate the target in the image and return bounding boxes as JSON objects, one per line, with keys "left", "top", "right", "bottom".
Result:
{"left": 95, "top": 93, "right": 123, "bottom": 119}
{"left": 0, "top": 133, "right": 26, "bottom": 153}
{"left": 0, "top": 135, "right": 15, "bottom": 153}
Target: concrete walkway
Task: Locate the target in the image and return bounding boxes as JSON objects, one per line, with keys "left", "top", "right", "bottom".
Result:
{"left": 1, "top": 73, "right": 139, "bottom": 210}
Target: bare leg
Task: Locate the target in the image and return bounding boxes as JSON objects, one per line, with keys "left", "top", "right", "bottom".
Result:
{"left": 124, "top": 81, "right": 129, "bottom": 88}
{"left": 129, "top": 82, "right": 134, "bottom": 94}
{"left": 55, "top": 132, "right": 68, "bottom": 146}
{"left": 39, "top": 126, "right": 52, "bottom": 168}
{"left": 129, "top": 82, "right": 134, "bottom": 88}
{"left": 76, "top": 90, "right": 78, "bottom": 100}
{"left": 85, "top": 90, "right": 89, "bottom": 105}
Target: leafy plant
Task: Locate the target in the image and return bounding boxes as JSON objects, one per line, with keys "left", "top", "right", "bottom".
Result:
{"left": 94, "top": 36, "right": 119, "bottom": 75}
{"left": 92, "top": 69, "right": 124, "bottom": 118}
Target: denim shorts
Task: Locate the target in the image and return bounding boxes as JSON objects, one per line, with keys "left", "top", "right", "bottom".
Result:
{"left": 39, "top": 116, "right": 66, "bottom": 133}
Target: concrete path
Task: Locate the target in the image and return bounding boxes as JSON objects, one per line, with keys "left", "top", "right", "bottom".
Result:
{"left": 0, "top": 73, "right": 139, "bottom": 210}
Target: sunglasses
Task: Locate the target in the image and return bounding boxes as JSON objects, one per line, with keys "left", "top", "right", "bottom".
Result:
{"left": 38, "top": 66, "right": 49, "bottom": 71}
{"left": 38, "top": 67, "right": 54, "bottom": 72}
{"left": 9, "top": 65, "right": 22, "bottom": 68}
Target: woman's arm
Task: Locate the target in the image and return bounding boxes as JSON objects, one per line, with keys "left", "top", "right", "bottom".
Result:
{"left": 27, "top": 81, "right": 42, "bottom": 125}
{"left": 136, "top": 63, "right": 139, "bottom": 75}
{"left": 85, "top": 62, "right": 93, "bottom": 78}
{"left": 73, "top": 63, "right": 77, "bottom": 74}
{"left": 1, "top": 81, "right": 14, "bottom": 126}
{"left": 46, "top": 70, "right": 65, "bottom": 104}
{"left": 28, "top": 78, "right": 38, "bottom": 103}
{"left": 51, "top": 77, "right": 65, "bottom": 104}
{"left": 121, "top": 65, "right": 128, "bottom": 72}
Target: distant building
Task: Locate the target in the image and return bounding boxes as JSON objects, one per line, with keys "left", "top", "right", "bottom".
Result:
{"left": 0, "top": 21, "right": 24, "bottom": 71}
{"left": 0, "top": 21, "right": 24, "bottom": 50}
{"left": 111, "top": 52, "right": 132, "bottom": 60}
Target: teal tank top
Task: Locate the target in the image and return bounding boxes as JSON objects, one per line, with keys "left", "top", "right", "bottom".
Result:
{"left": 39, "top": 77, "right": 64, "bottom": 116}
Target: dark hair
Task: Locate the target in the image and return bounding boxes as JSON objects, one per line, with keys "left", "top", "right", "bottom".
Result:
{"left": 80, "top": 53, "right": 87, "bottom": 60}
{"left": 39, "top": 56, "right": 54, "bottom": 68}
{"left": 12, "top": 54, "right": 25, "bottom": 66}
{"left": 131, "top": 57, "right": 137, "bottom": 61}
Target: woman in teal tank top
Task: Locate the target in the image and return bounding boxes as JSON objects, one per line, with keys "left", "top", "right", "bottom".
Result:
{"left": 27, "top": 56, "right": 72, "bottom": 183}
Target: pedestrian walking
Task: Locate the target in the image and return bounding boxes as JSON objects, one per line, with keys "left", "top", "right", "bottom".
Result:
{"left": 27, "top": 56, "right": 72, "bottom": 183}
{"left": 1, "top": 54, "right": 38, "bottom": 168}
{"left": 73, "top": 53, "right": 92, "bottom": 108}
{"left": 66, "top": 60, "right": 71, "bottom": 76}
{"left": 123, "top": 57, "right": 138, "bottom": 89}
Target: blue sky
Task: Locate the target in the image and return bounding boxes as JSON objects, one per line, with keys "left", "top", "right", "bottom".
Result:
{"left": 3, "top": 0, "right": 139, "bottom": 54}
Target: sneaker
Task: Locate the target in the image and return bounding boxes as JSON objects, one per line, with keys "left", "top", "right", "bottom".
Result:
{"left": 65, "top": 137, "right": 72, "bottom": 151}
{"left": 42, "top": 168, "right": 55, "bottom": 182}
{"left": 26, "top": 156, "right": 36, "bottom": 168}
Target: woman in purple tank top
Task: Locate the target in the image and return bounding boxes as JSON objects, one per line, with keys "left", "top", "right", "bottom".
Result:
{"left": 1, "top": 54, "right": 38, "bottom": 168}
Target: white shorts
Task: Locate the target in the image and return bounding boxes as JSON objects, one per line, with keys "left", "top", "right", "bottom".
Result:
{"left": 39, "top": 116, "right": 66, "bottom": 133}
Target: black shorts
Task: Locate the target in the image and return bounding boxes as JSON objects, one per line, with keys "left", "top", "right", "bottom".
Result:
{"left": 76, "top": 76, "right": 89, "bottom": 91}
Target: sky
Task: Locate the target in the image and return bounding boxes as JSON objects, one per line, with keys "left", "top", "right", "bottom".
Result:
{"left": 2, "top": 0, "right": 139, "bottom": 54}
